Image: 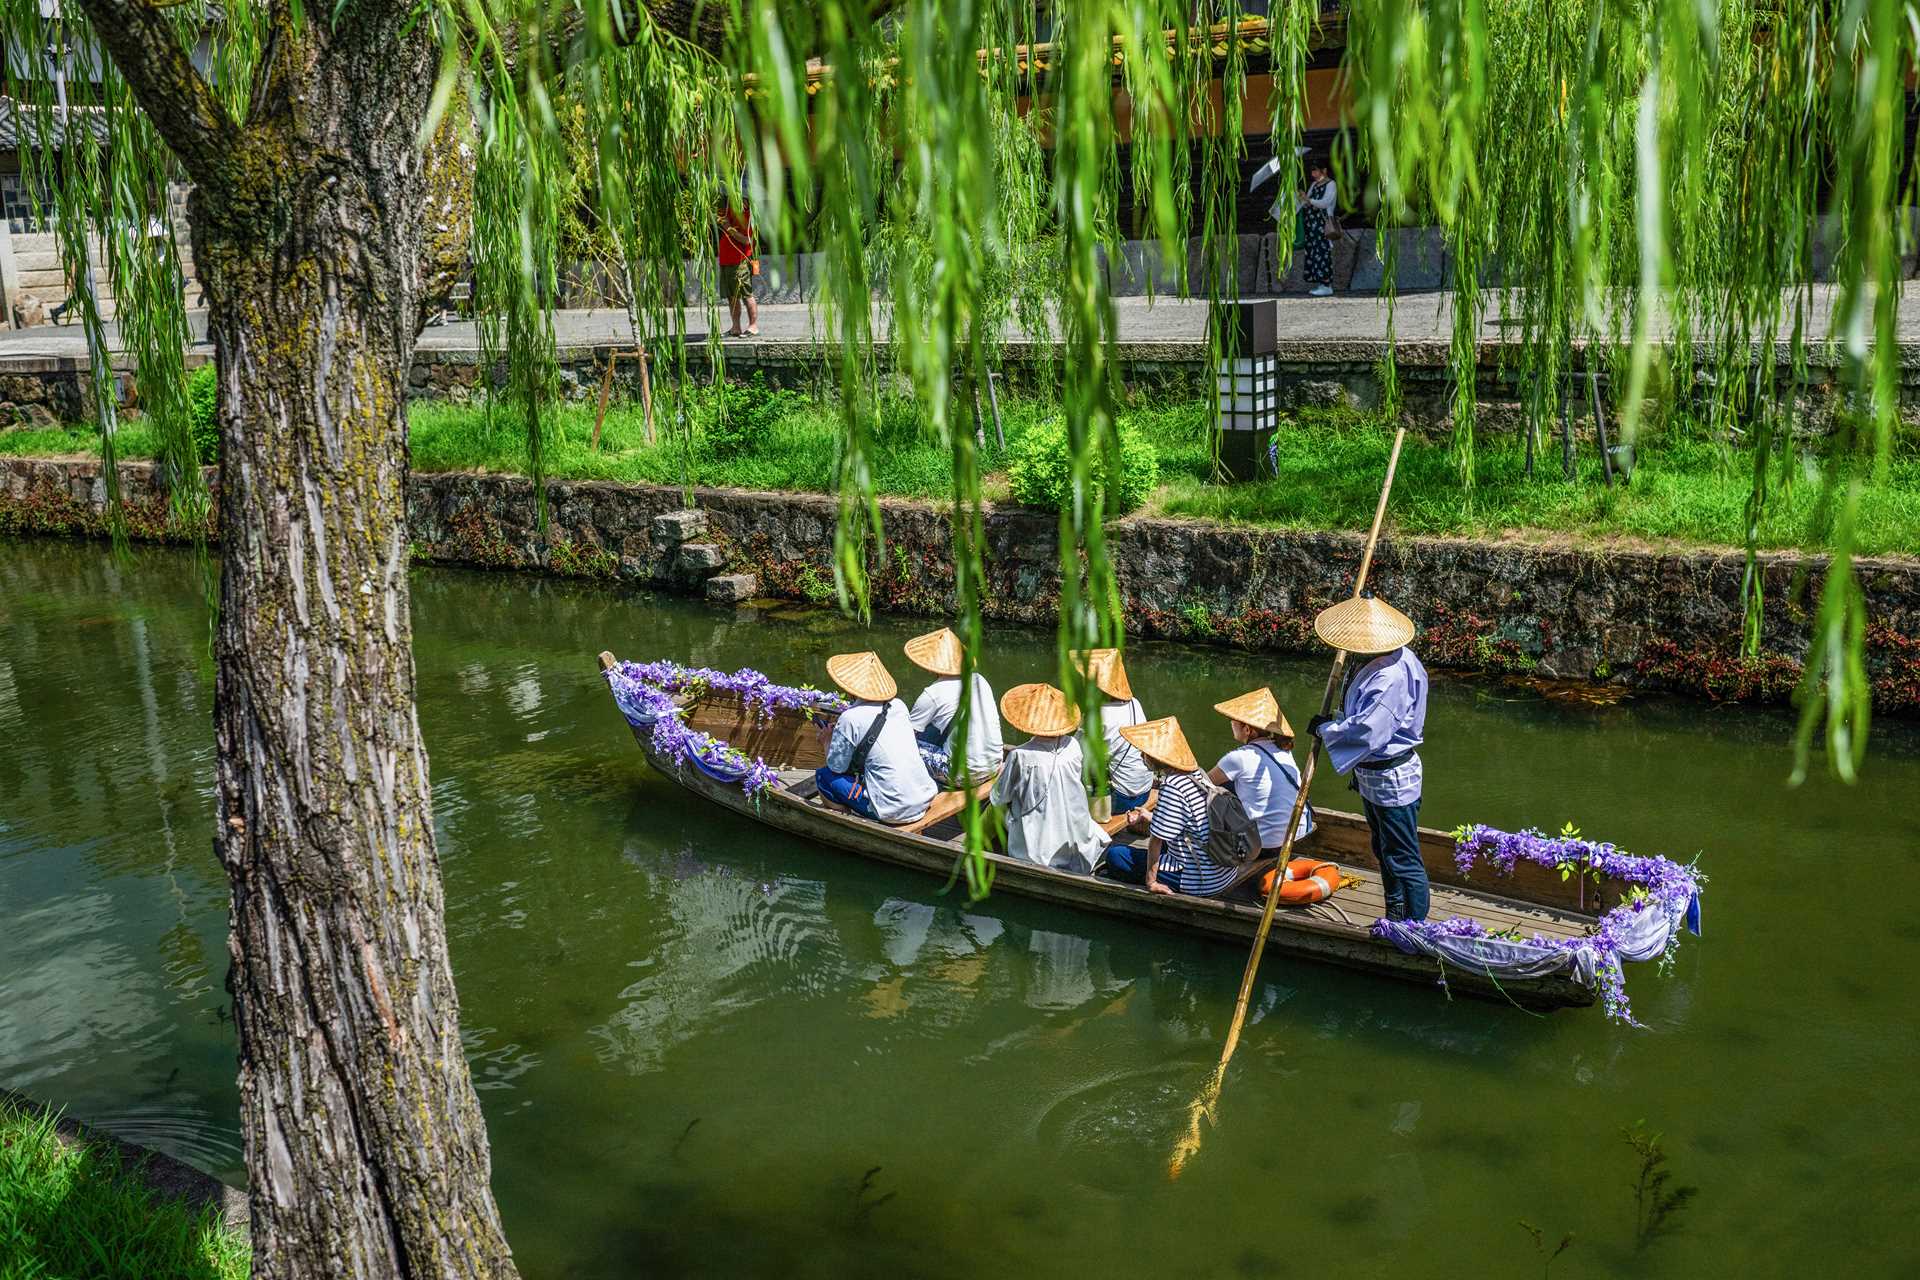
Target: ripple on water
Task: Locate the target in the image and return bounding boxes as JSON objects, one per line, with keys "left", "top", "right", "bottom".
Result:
{"left": 82, "top": 1100, "right": 243, "bottom": 1177}
{"left": 1031, "top": 1062, "right": 1212, "bottom": 1192}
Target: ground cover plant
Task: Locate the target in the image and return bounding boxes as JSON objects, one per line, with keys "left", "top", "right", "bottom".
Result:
{"left": 0, "top": 1094, "right": 248, "bottom": 1280}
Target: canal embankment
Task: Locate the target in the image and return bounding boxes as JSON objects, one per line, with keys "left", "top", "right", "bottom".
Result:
{"left": 6, "top": 455, "right": 1917, "bottom": 713}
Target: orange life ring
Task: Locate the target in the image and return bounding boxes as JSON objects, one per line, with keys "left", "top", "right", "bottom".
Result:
{"left": 1259, "top": 859, "right": 1341, "bottom": 904}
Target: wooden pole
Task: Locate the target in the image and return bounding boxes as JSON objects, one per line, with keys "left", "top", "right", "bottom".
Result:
{"left": 1167, "top": 424, "right": 1409, "bottom": 1181}
{"left": 1588, "top": 369, "right": 1614, "bottom": 487}
{"left": 985, "top": 370, "right": 1007, "bottom": 449}
{"left": 1561, "top": 370, "right": 1575, "bottom": 479}
{"left": 637, "top": 344, "right": 655, "bottom": 445}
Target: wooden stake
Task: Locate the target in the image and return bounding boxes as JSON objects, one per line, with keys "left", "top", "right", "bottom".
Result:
{"left": 592, "top": 349, "right": 618, "bottom": 453}
{"left": 1167, "top": 424, "right": 1409, "bottom": 1181}
{"left": 591, "top": 346, "right": 654, "bottom": 450}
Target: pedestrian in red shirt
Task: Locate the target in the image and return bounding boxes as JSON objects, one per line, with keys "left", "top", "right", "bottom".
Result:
{"left": 716, "top": 199, "right": 758, "bottom": 337}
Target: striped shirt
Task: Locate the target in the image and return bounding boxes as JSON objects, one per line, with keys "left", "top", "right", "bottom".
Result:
{"left": 1148, "top": 771, "right": 1238, "bottom": 897}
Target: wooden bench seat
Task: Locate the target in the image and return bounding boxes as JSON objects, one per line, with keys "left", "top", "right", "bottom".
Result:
{"left": 897, "top": 777, "right": 996, "bottom": 835}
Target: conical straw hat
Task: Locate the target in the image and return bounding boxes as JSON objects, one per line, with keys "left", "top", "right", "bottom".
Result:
{"left": 1118, "top": 715, "right": 1199, "bottom": 774}
{"left": 825, "top": 651, "right": 897, "bottom": 703}
{"left": 1313, "top": 596, "right": 1416, "bottom": 655}
{"left": 1214, "top": 687, "right": 1294, "bottom": 739}
{"left": 903, "top": 627, "right": 965, "bottom": 677}
{"left": 1072, "top": 648, "right": 1134, "bottom": 701}
{"left": 1000, "top": 683, "right": 1081, "bottom": 738}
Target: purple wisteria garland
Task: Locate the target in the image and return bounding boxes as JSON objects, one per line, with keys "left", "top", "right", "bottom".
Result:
{"left": 1372, "top": 823, "right": 1705, "bottom": 1026}
{"left": 604, "top": 660, "right": 847, "bottom": 799}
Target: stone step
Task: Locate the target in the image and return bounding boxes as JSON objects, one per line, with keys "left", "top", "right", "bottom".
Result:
{"left": 651, "top": 508, "right": 706, "bottom": 549}
{"left": 675, "top": 542, "right": 725, "bottom": 575}
{"left": 706, "top": 572, "right": 760, "bottom": 605}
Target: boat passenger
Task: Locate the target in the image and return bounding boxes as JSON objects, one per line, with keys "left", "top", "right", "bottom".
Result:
{"left": 1072, "top": 648, "right": 1155, "bottom": 827}
{"left": 1306, "top": 596, "right": 1431, "bottom": 922}
{"left": 990, "top": 683, "right": 1109, "bottom": 874}
{"left": 903, "top": 626, "right": 1005, "bottom": 786}
{"left": 1209, "top": 687, "right": 1314, "bottom": 858}
{"left": 814, "top": 651, "right": 938, "bottom": 825}
{"left": 1101, "top": 716, "right": 1242, "bottom": 898}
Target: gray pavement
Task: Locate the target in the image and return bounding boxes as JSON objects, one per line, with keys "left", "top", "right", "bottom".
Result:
{"left": 0, "top": 284, "right": 1905, "bottom": 363}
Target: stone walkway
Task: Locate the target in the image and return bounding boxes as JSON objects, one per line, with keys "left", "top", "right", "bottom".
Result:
{"left": 0, "top": 284, "right": 1908, "bottom": 366}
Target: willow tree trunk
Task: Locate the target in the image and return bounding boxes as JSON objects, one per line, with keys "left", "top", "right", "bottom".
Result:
{"left": 99, "top": 5, "right": 515, "bottom": 1276}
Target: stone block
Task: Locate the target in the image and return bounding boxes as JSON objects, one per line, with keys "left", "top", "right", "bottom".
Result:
{"left": 676, "top": 542, "right": 726, "bottom": 574}
{"left": 651, "top": 508, "right": 707, "bottom": 549}
{"left": 759, "top": 253, "right": 807, "bottom": 304}
{"left": 1109, "top": 239, "right": 1186, "bottom": 298}
{"left": 1184, "top": 235, "right": 1265, "bottom": 297}
{"left": 706, "top": 572, "right": 760, "bottom": 604}
{"left": 795, "top": 252, "right": 826, "bottom": 301}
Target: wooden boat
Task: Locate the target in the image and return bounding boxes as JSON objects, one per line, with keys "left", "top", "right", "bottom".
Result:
{"left": 598, "top": 652, "right": 1621, "bottom": 1011}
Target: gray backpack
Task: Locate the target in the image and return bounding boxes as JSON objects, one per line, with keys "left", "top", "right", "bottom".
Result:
{"left": 1205, "top": 783, "right": 1263, "bottom": 868}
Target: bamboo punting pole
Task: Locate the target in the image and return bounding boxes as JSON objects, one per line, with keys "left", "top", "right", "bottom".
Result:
{"left": 1168, "top": 424, "right": 1409, "bottom": 1180}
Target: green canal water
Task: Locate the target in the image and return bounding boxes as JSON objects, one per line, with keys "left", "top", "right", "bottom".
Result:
{"left": 2, "top": 541, "right": 1916, "bottom": 1278}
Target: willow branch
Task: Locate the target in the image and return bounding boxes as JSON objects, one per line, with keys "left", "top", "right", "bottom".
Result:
{"left": 73, "top": 0, "right": 243, "bottom": 188}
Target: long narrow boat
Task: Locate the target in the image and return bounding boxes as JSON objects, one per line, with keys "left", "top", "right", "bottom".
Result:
{"left": 597, "top": 652, "right": 1657, "bottom": 1013}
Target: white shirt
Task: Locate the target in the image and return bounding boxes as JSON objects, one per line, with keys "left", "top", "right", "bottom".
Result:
{"left": 1215, "top": 741, "right": 1313, "bottom": 848}
{"left": 827, "top": 699, "right": 938, "bottom": 823}
{"left": 991, "top": 736, "right": 1109, "bottom": 874}
{"left": 908, "top": 674, "right": 1004, "bottom": 778}
{"left": 1082, "top": 698, "right": 1154, "bottom": 797}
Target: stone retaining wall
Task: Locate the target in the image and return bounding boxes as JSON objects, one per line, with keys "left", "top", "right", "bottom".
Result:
{"left": 6, "top": 456, "right": 1918, "bottom": 712}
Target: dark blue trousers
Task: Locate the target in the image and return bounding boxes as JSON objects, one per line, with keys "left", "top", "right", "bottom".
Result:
{"left": 1362, "top": 796, "right": 1430, "bottom": 921}
{"left": 814, "top": 767, "right": 877, "bottom": 819}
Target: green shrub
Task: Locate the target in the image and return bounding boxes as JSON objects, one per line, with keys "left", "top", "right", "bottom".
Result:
{"left": 1006, "top": 416, "right": 1159, "bottom": 515}
{"left": 701, "top": 373, "right": 795, "bottom": 460}
{"left": 186, "top": 363, "right": 218, "bottom": 465}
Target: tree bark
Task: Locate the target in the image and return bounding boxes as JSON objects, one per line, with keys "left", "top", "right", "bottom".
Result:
{"left": 181, "top": 9, "right": 516, "bottom": 1277}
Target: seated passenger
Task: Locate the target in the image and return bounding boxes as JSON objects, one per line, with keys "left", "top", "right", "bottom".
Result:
{"left": 990, "top": 683, "right": 1109, "bottom": 874}
{"left": 904, "top": 626, "right": 1005, "bottom": 786}
{"left": 814, "top": 651, "right": 937, "bottom": 825}
{"left": 1101, "top": 717, "right": 1241, "bottom": 898}
{"left": 1072, "top": 648, "right": 1154, "bottom": 824}
{"left": 1209, "top": 687, "right": 1314, "bottom": 856}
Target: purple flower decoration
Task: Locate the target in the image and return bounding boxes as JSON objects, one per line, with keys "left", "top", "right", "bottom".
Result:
{"left": 1375, "top": 822, "right": 1705, "bottom": 1026}
{"left": 604, "top": 659, "right": 846, "bottom": 800}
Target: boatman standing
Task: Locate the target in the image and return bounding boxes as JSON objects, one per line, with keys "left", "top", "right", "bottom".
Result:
{"left": 1307, "top": 595, "right": 1431, "bottom": 922}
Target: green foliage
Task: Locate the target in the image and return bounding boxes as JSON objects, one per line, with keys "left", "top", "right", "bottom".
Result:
{"left": 1006, "top": 416, "right": 1159, "bottom": 516}
{"left": 186, "top": 363, "right": 218, "bottom": 466}
{"left": 700, "top": 374, "right": 799, "bottom": 461}
{"left": 0, "top": 1095, "right": 249, "bottom": 1280}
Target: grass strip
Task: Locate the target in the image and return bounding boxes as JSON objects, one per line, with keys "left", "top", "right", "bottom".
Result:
{"left": 0, "top": 1093, "right": 248, "bottom": 1280}
{"left": 6, "top": 390, "right": 1916, "bottom": 556}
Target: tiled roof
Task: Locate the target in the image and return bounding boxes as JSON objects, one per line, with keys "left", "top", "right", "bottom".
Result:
{"left": 0, "top": 96, "right": 109, "bottom": 151}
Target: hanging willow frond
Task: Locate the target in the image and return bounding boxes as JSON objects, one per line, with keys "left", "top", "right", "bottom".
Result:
{"left": 3, "top": 0, "right": 1908, "bottom": 784}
